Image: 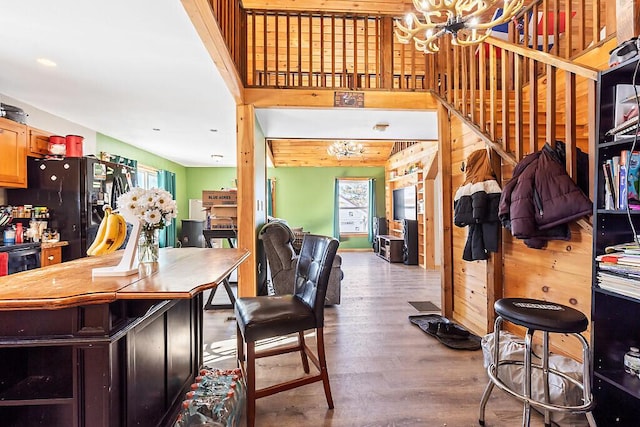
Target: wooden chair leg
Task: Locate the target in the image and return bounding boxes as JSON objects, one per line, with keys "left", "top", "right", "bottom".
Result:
{"left": 298, "top": 331, "right": 310, "bottom": 373}
{"left": 316, "top": 327, "right": 334, "bottom": 409}
{"left": 246, "top": 340, "right": 257, "bottom": 427}
{"left": 236, "top": 325, "right": 244, "bottom": 366}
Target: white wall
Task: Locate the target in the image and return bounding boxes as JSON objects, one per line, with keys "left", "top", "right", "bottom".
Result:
{"left": 0, "top": 95, "right": 99, "bottom": 203}
{"left": 2, "top": 94, "right": 98, "bottom": 155}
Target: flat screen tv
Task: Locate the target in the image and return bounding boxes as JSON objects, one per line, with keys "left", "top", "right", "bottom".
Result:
{"left": 392, "top": 186, "right": 417, "bottom": 221}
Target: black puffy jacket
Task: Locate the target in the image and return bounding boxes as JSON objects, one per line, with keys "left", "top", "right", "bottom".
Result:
{"left": 453, "top": 149, "right": 502, "bottom": 261}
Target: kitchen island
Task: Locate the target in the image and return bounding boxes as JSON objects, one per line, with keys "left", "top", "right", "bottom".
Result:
{"left": 0, "top": 247, "right": 250, "bottom": 427}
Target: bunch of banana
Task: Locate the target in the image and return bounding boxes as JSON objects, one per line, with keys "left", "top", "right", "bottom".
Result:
{"left": 87, "top": 206, "right": 128, "bottom": 256}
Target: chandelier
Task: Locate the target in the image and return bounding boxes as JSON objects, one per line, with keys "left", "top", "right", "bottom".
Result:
{"left": 327, "top": 141, "right": 365, "bottom": 158}
{"left": 395, "top": 0, "right": 524, "bottom": 54}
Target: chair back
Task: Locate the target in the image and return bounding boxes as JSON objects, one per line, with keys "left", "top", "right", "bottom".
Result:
{"left": 259, "top": 222, "right": 297, "bottom": 275}
{"left": 293, "top": 234, "right": 339, "bottom": 326}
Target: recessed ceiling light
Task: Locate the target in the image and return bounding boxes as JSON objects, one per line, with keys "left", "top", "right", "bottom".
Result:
{"left": 211, "top": 154, "right": 223, "bottom": 163}
{"left": 152, "top": 128, "right": 161, "bottom": 131}
{"left": 36, "top": 58, "right": 57, "bottom": 67}
{"left": 210, "top": 129, "right": 218, "bottom": 133}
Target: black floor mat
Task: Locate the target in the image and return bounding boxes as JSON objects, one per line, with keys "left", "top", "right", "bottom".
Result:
{"left": 409, "top": 301, "right": 440, "bottom": 312}
{"left": 409, "top": 314, "right": 482, "bottom": 351}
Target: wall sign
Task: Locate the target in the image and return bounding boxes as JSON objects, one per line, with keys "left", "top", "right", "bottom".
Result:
{"left": 334, "top": 91, "right": 364, "bottom": 108}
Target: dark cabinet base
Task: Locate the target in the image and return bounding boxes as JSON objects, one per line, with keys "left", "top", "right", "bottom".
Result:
{"left": 0, "top": 296, "right": 202, "bottom": 427}
{"left": 376, "top": 235, "right": 404, "bottom": 263}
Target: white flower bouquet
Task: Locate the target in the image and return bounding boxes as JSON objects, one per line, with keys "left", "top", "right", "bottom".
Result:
{"left": 116, "top": 187, "right": 178, "bottom": 231}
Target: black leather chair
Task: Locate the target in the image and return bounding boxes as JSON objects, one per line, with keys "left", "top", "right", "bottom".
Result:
{"left": 259, "top": 221, "right": 343, "bottom": 304}
{"left": 235, "top": 234, "right": 339, "bottom": 427}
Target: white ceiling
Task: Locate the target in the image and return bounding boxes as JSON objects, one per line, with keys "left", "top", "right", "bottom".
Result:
{"left": 0, "top": 0, "right": 437, "bottom": 168}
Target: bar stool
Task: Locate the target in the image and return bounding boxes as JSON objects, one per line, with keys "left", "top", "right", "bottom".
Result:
{"left": 478, "top": 298, "right": 596, "bottom": 427}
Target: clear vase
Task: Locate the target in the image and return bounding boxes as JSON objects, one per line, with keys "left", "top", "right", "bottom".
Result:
{"left": 138, "top": 228, "right": 159, "bottom": 263}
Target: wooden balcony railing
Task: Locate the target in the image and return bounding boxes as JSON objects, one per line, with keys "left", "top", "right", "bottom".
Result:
{"left": 207, "top": 0, "right": 247, "bottom": 78}
{"left": 243, "top": 11, "right": 431, "bottom": 90}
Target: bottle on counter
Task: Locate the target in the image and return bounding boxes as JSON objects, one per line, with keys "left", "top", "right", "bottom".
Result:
{"left": 15, "top": 223, "right": 23, "bottom": 244}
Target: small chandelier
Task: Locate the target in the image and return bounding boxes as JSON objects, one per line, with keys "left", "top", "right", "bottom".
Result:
{"left": 395, "top": 0, "right": 524, "bottom": 54}
{"left": 327, "top": 141, "right": 365, "bottom": 158}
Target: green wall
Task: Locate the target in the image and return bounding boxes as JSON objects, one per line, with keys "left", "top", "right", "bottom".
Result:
{"left": 268, "top": 167, "right": 385, "bottom": 249}
{"left": 96, "top": 134, "right": 188, "bottom": 229}
{"left": 185, "top": 168, "right": 237, "bottom": 200}
{"left": 95, "top": 133, "right": 384, "bottom": 250}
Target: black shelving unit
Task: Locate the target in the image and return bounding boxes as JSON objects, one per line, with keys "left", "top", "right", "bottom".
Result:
{"left": 592, "top": 56, "right": 640, "bottom": 425}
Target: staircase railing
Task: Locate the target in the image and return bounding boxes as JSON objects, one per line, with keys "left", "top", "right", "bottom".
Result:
{"left": 508, "top": 0, "right": 610, "bottom": 60}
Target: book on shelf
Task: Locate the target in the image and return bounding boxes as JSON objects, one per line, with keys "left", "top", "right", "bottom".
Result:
{"left": 603, "top": 162, "right": 617, "bottom": 210}
{"left": 601, "top": 150, "right": 640, "bottom": 210}
{"left": 620, "top": 164, "right": 628, "bottom": 209}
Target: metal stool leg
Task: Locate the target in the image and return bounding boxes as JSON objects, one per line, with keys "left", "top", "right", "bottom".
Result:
{"left": 542, "top": 331, "right": 551, "bottom": 427}
{"left": 479, "top": 317, "right": 503, "bottom": 425}
{"left": 523, "top": 329, "right": 533, "bottom": 427}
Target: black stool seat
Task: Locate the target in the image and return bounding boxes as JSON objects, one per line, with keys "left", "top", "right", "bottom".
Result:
{"left": 235, "top": 295, "right": 316, "bottom": 342}
{"left": 495, "top": 298, "right": 588, "bottom": 334}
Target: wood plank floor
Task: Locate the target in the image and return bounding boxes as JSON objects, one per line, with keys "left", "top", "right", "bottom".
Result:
{"left": 202, "top": 251, "right": 564, "bottom": 427}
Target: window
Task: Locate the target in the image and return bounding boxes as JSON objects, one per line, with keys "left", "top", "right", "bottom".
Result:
{"left": 137, "top": 164, "right": 158, "bottom": 189}
{"left": 337, "top": 179, "right": 370, "bottom": 235}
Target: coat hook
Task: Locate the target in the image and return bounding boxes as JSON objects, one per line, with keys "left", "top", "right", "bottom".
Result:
{"left": 460, "top": 161, "right": 465, "bottom": 172}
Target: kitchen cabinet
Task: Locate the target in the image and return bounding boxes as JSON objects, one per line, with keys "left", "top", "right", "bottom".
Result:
{"left": 28, "top": 126, "right": 51, "bottom": 157}
{"left": 41, "top": 245, "right": 63, "bottom": 267}
{"left": 0, "top": 117, "right": 27, "bottom": 188}
{"left": 591, "top": 56, "right": 640, "bottom": 424}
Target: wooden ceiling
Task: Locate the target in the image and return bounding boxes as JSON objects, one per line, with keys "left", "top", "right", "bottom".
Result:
{"left": 268, "top": 139, "right": 396, "bottom": 167}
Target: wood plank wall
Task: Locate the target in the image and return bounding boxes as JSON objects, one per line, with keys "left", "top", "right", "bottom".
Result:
{"left": 448, "top": 114, "right": 593, "bottom": 359}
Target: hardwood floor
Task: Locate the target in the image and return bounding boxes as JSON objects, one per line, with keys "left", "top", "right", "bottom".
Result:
{"left": 202, "top": 251, "right": 560, "bottom": 427}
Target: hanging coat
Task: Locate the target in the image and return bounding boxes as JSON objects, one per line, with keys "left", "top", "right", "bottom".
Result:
{"left": 498, "top": 143, "right": 592, "bottom": 249}
{"left": 453, "top": 149, "right": 502, "bottom": 261}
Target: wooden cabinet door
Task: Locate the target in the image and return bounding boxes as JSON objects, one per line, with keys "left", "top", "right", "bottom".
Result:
{"left": 0, "top": 117, "right": 27, "bottom": 188}
{"left": 41, "top": 246, "right": 62, "bottom": 267}
{"left": 28, "top": 127, "right": 51, "bottom": 157}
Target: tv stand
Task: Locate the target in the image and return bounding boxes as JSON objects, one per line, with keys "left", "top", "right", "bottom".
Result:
{"left": 376, "top": 235, "right": 404, "bottom": 263}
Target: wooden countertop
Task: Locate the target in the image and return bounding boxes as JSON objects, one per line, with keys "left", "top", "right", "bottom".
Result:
{"left": 40, "top": 240, "right": 69, "bottom": 249}
{"left": 0, "top": 247, "right": 250, "bottom": 310}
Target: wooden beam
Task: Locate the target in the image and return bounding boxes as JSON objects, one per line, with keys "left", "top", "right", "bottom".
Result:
{"left": 237, "top": 104, "right": 258, "bottom": 297}
{"left": 486, "top": 148, "right": 503, "bottom": 332}
{"left": 437, "top": 103, "right": 453, "bottom": 319}
{"left": 181, "top": 0, "right": 244, "bottom": 103}
{"left": 241, "top": 0, "right": 412, "bottom": 16}
{"left": 244, "top": 88, "right": 438, "bottom": 109}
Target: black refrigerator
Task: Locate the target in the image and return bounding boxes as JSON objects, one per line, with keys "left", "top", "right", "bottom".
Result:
{"left": 7, "top": 157, "right": 137, "bottom": 261}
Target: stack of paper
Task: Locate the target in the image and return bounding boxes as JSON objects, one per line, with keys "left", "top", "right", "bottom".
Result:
{"left": 596, "top": 242, "right": 640, "bottom": 298}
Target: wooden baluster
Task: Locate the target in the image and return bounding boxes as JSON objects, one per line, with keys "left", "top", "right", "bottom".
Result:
{"left": 546, "top": 64, "right": 557, "bottom": 149}
{"left": 565, "top": 71, "right": 577, "bottom": 182}
{"left": 529, "top": 59, "right": 538, "bottom": 153}
{"left": 514, "top": 54, "right": 524, "bottom": 161}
